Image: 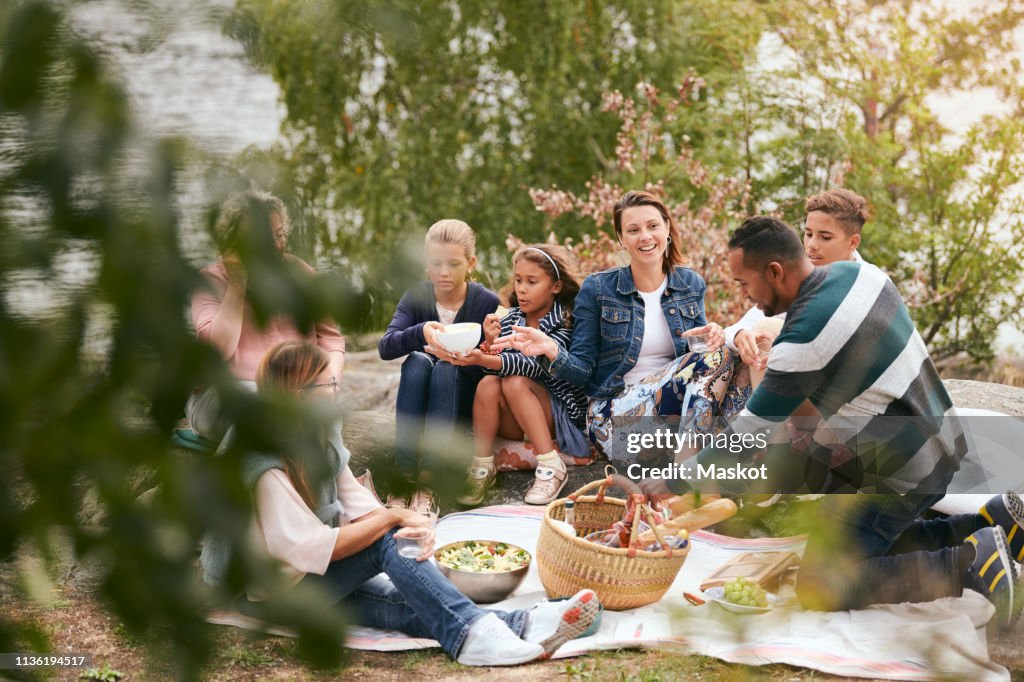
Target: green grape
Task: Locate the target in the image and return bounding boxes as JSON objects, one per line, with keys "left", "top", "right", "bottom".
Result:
{"left": 721, "top": 576, "right": 774, "bottom": 608}
{"left": 723, "top": 577, "right": 775, "bottom": 608}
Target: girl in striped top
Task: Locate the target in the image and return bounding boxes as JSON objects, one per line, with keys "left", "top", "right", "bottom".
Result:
{"left": 440, "top": 245, "right": 588, "bottom": 506}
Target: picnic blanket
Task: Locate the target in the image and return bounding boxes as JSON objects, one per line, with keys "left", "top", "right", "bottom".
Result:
{"left": 342, "top": 505, "right": 1007, "bottom": 681}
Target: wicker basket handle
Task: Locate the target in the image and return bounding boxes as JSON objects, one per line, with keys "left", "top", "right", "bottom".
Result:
{"left": 626, "top": 501, "right": 673, "bottom": 558}
{"left": 642, "top": 504, "right": 674, "bottom": 557}
{"left": 568, "top": 467, "right": 642, "bottom": 505}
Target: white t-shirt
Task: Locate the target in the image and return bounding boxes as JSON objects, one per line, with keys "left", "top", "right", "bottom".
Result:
{"left": 623, "top": 278, "right": 675, "bottom": 385}
{"left": 724, "top": 250, "right": 868, "bottom": 351}
{"left": 435, "top": 303, "right": 458, "bottom": 326}
{"left": 246, "top": 466, "right": 383, "bottom": 600}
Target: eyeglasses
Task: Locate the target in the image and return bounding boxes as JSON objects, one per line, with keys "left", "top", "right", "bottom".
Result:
{"left": 302, "top": 376, "right": 338, "bottom": 393}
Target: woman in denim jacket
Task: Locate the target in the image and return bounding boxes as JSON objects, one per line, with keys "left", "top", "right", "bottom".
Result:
{"left": 493, "top": 191, "right": 750, "bottom": 465}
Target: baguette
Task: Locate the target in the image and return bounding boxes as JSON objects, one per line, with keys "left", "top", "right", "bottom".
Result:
{"left": 666, "top": 492, "right": 722, "bottom": 516}
{"left": 639, "top": 498, "right": 737, "bottom": 545}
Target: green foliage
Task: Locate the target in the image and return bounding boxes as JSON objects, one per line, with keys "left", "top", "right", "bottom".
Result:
{"left": 0, "top": 1, "right": 385, "bottom": 676}
{"left": 237, "top": 0, "right": 1023, "bottom": 362}
{"left": 762, "top": 0, "right": 1024, "bottom": 362}
{"left": 535, "top": 1, "right": 1024, "bottom": 363}
{"left": 220, "top": 642, "right": 278, "bottom": 668}
{"left": 227, "top": 0, "right": 765, "bottom": 278}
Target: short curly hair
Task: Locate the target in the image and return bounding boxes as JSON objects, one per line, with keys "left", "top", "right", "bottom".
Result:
{"left": 728, "top": 216, "right": 804, "bottom": 269}
{"left": 804, "top": 188, "right": 868, "bottom": 236}
{"left": 213, "top": 187, "right": 290, "bottom": 255}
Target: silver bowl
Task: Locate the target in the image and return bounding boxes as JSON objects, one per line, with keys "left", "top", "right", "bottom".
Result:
{"left": 435, "top": 540, "right": 531, "bottom": 604}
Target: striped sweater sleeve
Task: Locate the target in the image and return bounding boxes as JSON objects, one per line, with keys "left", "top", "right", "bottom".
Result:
{"left": 487, "top": 314, "right": 569, "bottom": 379}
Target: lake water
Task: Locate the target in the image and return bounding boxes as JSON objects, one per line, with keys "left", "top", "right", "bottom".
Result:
{"left": 4, "top": 0, "right": 1022, "bottom": 357}
{"left": 2, "top": 0, "right": 283, "bottom": 353}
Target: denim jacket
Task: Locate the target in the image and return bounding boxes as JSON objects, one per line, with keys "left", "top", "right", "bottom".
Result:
{"left": 545, "top": 265, "right": 707, "bottom": 399}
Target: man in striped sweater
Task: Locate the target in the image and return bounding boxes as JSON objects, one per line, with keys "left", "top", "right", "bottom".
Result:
{"left": 666, "top": 216, "right": 1024, "bottom": 628}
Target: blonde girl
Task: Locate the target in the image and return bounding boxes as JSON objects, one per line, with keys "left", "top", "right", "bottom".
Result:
{"left": 377, "top": 220, "right": 500, "bottom": 516}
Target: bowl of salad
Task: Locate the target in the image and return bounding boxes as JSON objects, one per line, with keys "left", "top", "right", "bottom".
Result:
{"left": 434, "top": 540, "right": 532, "bottom": 603}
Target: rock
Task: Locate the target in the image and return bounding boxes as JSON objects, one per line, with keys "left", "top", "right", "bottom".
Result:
{"left": 339, "top": 349, "right": 402, "bottom": 412}
{"left": 336, "top": 355, "right": 1024, "bottom": 510}
{"left": 342, "top": 409, "right": 395, "bottom": 474}
{"left": 942, "top": 379, "right": 1024, "bottom": 416}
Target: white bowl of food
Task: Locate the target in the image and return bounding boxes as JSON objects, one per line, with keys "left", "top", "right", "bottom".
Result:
{"left": 434, "top": 322, "right": 482, "bottom": 354}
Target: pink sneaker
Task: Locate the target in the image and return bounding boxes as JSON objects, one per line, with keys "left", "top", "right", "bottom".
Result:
{"left": 457, "top": 463, "right": 496, "bottom": 507}
{"left": 525, "top": 460, "right": 568, "bottom": 505}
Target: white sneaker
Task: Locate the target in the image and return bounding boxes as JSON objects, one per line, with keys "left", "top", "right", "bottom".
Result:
{"left": 522, "top": 589, "right": 600, "bottom": 657}
{"left": 456, "top": 613, "right": 543, "bottom": 666}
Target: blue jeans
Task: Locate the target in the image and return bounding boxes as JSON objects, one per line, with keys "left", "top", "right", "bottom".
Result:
{"left": 395, "top": 352, "right": 475, "bottom": 476}
{"left": 300, "top": 529, "right": 527, "bottom": 658}
{"left": 797, "top": 493, "right": 985, "bottom": 610}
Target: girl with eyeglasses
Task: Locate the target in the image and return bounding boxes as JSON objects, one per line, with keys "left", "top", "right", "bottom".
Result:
{"left": 200, "top": 341, "right": 600, "bottom": 666}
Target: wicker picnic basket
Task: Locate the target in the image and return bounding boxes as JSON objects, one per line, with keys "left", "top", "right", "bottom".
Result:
{"left": 536, "top": 468, "right": 688, "bottom": 611}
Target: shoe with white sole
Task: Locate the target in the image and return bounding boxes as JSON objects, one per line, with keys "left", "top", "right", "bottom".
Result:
{"left": 384, "top": 493, "right": 409, "bottom": 510}
{"left": 408, "top": 489, "right": 439, "bottom": 523}
{"left": 457, "top": 463, "right": 496, "bottom": 507}
{"left": 456, "top": 613, "right": 544, "bottom": 666}
{"left": 522, "top": 589, "right": 601, "bottom": 658}
{"left": 965, "top": 526, "right": 1024, "bottom": 631}
{"left": 524, "top": 461, "right": 568, "bottom": 505}
{"left": 979, "top": 492, "right": 1024, "bottom": 562}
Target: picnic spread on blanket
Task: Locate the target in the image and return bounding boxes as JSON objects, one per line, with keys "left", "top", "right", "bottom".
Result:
{"left": 317, "top": 499, "right": 1007, "bottom": 679}
{"left": 206, "top": 463, "right": 1012, "bottom": 680}
{"left": 330, "top": 503, "right": 1007, "bottom": 682}
{"left": 196, "top": 444, "right": 1020, "bottom": 681}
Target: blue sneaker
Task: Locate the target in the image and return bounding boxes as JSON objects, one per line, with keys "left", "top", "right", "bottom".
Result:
{"left": 979, "top": 492, "right": 1024, "bottom": 562}
{"left": 965, "top": 526, "right": 1024, "bottom": 631}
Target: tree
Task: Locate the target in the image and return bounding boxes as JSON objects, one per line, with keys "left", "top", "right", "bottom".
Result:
{"left": 525, "top": 77, "right": 753, "bottom": 323}
{"left": 763, "top": 0, "right": 1024, "bottom": 363}
{"left": 227, "top": 0, "right": 764, "bottom": 282}
{"left": 534, "top": 0, "right": 1024, "bottom": 363}
{"left": 0, "top": 2, "right": 376, "bottom": 673}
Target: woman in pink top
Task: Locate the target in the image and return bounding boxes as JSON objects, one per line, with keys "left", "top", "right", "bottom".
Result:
{"left": 187, "top": 188, "right": 346, "bottom": 443}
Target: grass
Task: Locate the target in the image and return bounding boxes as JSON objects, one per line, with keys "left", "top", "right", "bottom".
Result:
{"left": 79, "top": 662, "right": 124, "bottom": 682}
{"left": 220, "top": 642, "right": 279, "bottom": 669}
{"left": 402, "top": 649, "right": 434, "bottom": 671}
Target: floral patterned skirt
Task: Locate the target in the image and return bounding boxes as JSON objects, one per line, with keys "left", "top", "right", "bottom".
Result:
{"left": 587, "top": 348, "right": 751, "bottom": 466}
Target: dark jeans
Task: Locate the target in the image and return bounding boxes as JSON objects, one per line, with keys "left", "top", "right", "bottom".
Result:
{"left": 797, "top": 493, "right": 986, "bottom": 611}
{"left": 301, "top": 529, "right": 527, "bottom": 658}
{"left": 395, "top": 352, "right": 476, "bottom": 477}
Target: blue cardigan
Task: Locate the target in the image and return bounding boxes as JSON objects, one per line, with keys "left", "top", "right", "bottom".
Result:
{"left": 378, "top": 281, "right": 500, "bottom": 381}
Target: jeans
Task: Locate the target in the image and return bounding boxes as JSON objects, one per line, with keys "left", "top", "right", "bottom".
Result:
{"left": 395, "top": 352, "right": 475, "bottom": 476}
{"left": 797, "top": 493, "right": 986, "bottom": 611}
{"left": 300, "top": 529, "right": 527, "bottom": 657}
